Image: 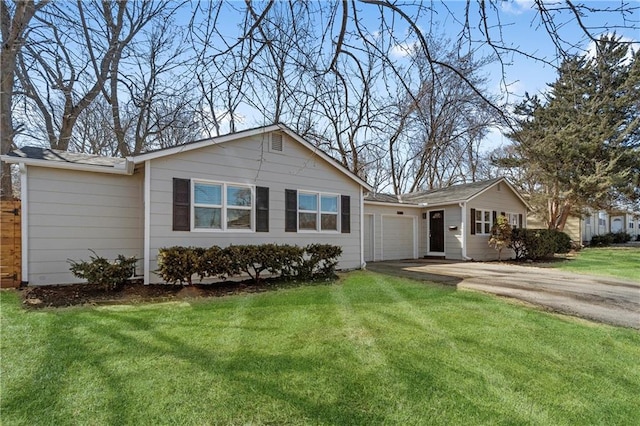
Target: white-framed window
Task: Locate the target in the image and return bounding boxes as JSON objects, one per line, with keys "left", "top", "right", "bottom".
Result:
{"left": 475, "top": 209, "right": 492, "bottom": 235}
{"left": 585, "top": 216, "right": 591, "bottom": 225}
{"left": 598, "top": 212, "right": 606, "bottom": 227}
{"left": 298, "top": 191, "right": 339, "bottom": 232}
{"left": 505, "top": 212, "right": 519, "bottom": 228}
{"left": 630, "top": 221, "right": 635, "bottom": 229}
{"left": 192, "top": 180, "right": 253, "bottom": 231}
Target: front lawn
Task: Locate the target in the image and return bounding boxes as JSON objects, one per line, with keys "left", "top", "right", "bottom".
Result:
{"left": 2, "top": 272, "right": 639, "bottom": 425}
{"left": 554, "top": 247, "right": 640, "bottom": 282}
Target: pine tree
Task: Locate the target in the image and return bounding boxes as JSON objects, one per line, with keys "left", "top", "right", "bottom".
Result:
{"left": 503, "top": 35, "right": 639, "bottom": 230}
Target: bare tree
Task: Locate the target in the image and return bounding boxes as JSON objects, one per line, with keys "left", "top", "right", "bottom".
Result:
{"left": 1, "top": 0, "right": 48, "bottom": 199}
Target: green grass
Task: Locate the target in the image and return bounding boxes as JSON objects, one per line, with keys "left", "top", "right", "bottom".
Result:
{"left": 2, "top": 272, "right": 639, "bottom": 425}
{"left": 554, "top": 247, "right": 640, "bottom": 282}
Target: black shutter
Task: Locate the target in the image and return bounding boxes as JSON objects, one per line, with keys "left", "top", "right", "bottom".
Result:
{"left": 500, "top": 211, "right": 505, "bottom": 217}
{"left": 256, "top": 186, "right": 269, "bottom": 232}
{"left": 470, "top": 208, "right": 476, "bottom": 235}
{"left": 285, "top": 189, "right": 297, "bottom": 232}
{"left": 492, "top": 211, "right": 497, "bottom": 224}
{"left": 173, "top": 178, "right": 190, "bottom": 231}
{"left": 341, "top": 195, "right": 351, "bottom": 233}
{"left": 518, "top": 214, "right": 523, "bottom": 229}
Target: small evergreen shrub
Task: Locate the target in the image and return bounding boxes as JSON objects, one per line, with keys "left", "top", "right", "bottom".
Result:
{"left": 156, "top": 243, "right": 342, "bottom": 285}
{"left": 69, "top": 250, "right": 138, "bottom": 290}
{"left": 551, "top": 230, "right": 572, "bottom": 254}
{"left": 509, "top": 229, "right": 557, "bottom": 260}
{"left": 488, "top": 215, "right": 513, "bottom": 261}
{"left": 591, "top": 232, "right": 631, "bottom": 247}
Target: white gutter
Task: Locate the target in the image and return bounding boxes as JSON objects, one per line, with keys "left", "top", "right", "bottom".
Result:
{"left": 143, "top": 160, "right": 151, "bottom": 284}
{"left": 0, "top": 155, "right": 134, "bottom": 175}
{"left": 459, "top": 202, "right": 473, "bottom": 261}
{"left": 19, "top": 164, "right": 28, "bottom": 284}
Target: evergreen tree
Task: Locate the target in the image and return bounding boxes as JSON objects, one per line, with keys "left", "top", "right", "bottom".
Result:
{"left": 502, "top": 35, "right": 639, "bottom": 230}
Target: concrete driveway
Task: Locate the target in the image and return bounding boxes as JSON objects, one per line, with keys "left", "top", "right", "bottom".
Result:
{"left": 366, "top": 260, "right": 640, "bottom": 329}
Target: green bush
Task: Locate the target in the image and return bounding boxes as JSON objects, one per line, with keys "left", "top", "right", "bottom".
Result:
{"left": 551, "top": 230, "right": 572, "bottom": 254}
{"left": 591, "top": 232, "right": 631, "bottom": 247}
{"left": 156, "top": 243, "right": 342, "bottom": 285}
{"left": 156, "top": 246, "right": 202, "bottom": 285}
{"left": 68, "top": 250, "right": 138, "bottom": 290}
{"left": 509, "top": 229, "right": 558, "bottom": 261}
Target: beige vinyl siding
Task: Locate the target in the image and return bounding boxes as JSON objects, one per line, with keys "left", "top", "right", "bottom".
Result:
{"left": 147, "top": 132, "right": 362, "bottom": 282}
{"left": 466, "top": 184, "right": 528, "bottom": 261}
{"left": 528, "top": 214, "right": 581, "bottom": 243}
{"left": 363, "top": 204, "right": 421, "bottom": 261}
{"left": 26, "top": 167, "right": 144, "bottom": 285}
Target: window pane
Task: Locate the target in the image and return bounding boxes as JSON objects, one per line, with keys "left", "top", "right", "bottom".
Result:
{"left": 299, "top": 212, "right": 317, "bottom": 230}
{"left": 194, "top": 183, "right": 221, "bottom": 205}
{"left": 298, "top": 193, "right": 317, "bottom": 211}
{"left": 321, "top": 195, "right": 338, "bottom": 213}
{"left": 194, "top": 207, "right": 221, "bottom": 229}
{"left": 227, "top": 186, "right": 252, "bottom": 207}
{"left": 484, "top": 223, "right": 490, "bottom": 234}
{"left": 476, "top": 223, "right": 482, "bottom": 234}
{"left": 484, "top": 211, "right": 490, "bottom": 221}
{"left": 227, "top": 209, "right": 251, "bottom": 229}
{"left": 321, "top": 213, "right": 337, "bottom": 230}
{"left": 475, "top": 210, "right": 482, "bottom": 221}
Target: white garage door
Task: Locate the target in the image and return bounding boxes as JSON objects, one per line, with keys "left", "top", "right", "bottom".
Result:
{"left": 382, "top": 216, "right": 415, "bottom": 260}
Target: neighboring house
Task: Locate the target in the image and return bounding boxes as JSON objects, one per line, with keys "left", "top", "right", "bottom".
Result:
{"left": 582, "top": 209, "right": 639, "bottom": 242}
{"left": 363, "top": 178, "right": 529, "bottom": 262}
{"left": 526, "top": 214, "right": 581, "bottom": 243}
{"left": 2, "top": 124, "right": 371, "bottom": 285}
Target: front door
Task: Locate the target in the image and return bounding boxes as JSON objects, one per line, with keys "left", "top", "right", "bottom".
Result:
{"left": 429, "top": 210, "right": 445, "bottom": 253}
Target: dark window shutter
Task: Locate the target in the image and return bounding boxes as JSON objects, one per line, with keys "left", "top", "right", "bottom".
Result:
{"left": 285, "top": 189, "right": 297, "bottom": 232}
{"left": 492, "top": 211, "right": 497, "bottom": 224}
{"left": 470, "top": 208, "right": 476, "bottom": 235}
{"left": 256, "top": 186, "right": 269, "bottom": 232}
{"left": 173, "top": 178, "right": 190, "bottom": 231}
{"left": 500, "top": 211, "right": 505, "bottom": 217}
{"left": 518, "top": 214, "right": 523, "bottom": 228}
{"left": 341, "top": 195, "right": 351, "bottom": 233}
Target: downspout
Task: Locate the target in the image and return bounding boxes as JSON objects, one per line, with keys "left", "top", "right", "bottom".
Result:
{"left": 360, "top": 187, "right": 365, "bottom": 269}
{"left": 459, "top": 201, "right": 473, "bottom": 261}
{"left": 143, "top": 160, "right": 151, "bottom": 284}
{"left": 20, "top": 163, "right": 28, "bottom": 285}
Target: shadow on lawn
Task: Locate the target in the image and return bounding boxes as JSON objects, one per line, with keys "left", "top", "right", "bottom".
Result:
{"left": 2, "top": 305, "right": 389, "bottom": 424}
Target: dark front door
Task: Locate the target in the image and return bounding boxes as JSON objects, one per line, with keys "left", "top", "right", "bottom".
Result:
{"left": 429, "top": 210, "right": 445, "bottom": 253}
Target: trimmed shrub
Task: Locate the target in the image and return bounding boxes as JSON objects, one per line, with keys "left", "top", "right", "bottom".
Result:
{"left": 551, "top": 230, "right": 572, "bottom": 254}
{"left": 591, "top": 232, "right": 631, "bottom": 247}
{"left": 156, "top": 243, "right": 342, "bottom": 285}
{"left": 611, "top": 232, "right": 631, "bottom": 244}
{"left": 509, "top": 228, "right": 557, "bottom": 261}
{"left": 156, "top": 246, "right": 203, "bottom": 285}
{"left": 69, "top": 250, "right": 138, "bottom": 290}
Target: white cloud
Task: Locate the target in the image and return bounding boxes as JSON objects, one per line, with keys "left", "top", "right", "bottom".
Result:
{"left": 390, "top": 41, "right": 418, "bottom": 58}
{"left": 500, "top": 0, "right": 535, "bottom": 15}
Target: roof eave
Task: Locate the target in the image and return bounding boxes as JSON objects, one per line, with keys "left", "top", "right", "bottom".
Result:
{"left": 0, "top": 154, "right": 134, "bottom": 175}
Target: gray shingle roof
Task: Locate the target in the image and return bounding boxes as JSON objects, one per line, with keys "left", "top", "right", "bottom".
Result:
{"left": 8, "top": 146, "right": 126, "bottom": 168}
{"left": 366, "top": 177, "right": 505, "bottom": 205}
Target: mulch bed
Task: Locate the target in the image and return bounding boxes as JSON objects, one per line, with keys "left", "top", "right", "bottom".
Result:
{"left": 20, "top": 279, "right": 291, "bottom": 309}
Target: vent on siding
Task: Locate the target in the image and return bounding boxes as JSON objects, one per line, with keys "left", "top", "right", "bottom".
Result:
{"left": 271, "top": 133, "right": 283, "bottom": 152}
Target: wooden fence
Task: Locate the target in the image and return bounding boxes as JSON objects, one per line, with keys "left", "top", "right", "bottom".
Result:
{"left": 1, "top": 200, "right": 21, "bottom": 288}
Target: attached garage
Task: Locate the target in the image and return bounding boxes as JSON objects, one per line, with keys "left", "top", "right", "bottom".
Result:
{"left": 381, "top": 215, "right": 416, "bottom": 260}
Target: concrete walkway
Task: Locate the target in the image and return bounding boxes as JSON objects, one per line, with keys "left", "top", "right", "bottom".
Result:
{"left": 366, "top": 260, "right": 640, "bottom": 329}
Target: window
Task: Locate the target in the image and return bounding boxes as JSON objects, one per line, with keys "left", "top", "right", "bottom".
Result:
{"left": 598, "top": 212, "right": 606, "bottom": 227}
{"left": 475, "top": 209, "right": 491, "bottom": 235}
{"left": 193, "top": 180, "right": 253, "bottom": 231}
{"left": 505, "top": 212, "right": 519, "bottom": 228}
{"left": 630, "top": 222, "right": 634, "bottom": 229}
{"left": 585, "top": 216, "right": 591, "bottom": 225}
{"left": 298, "top": 192, "right": 339, "bottom": 232}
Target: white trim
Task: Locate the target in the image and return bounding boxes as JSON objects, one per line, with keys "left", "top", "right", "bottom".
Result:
{"left": 364, "top": 200, "right": 418, "bottom": 208}
{"left": 363, "top": 212, "right": 374, "bottom": 263}
{"left": 191, "top": 179, "right": 255, "bottom": 232}
{"left": 426, "top": 208, "right": 446, "bottom": 256}
{"left": 19, "top": 164, "right": 28, "bottom": 283}
{"left": 460, "top": 202, "right": 468, "bottom": 259}
{"left": 360, "top": 188, "right": 365, "bottom": 267}
{"left": 296, "top": 190, "right": 340, "bottom": 233}
{"left": 380, "top": 214, "right": 418, "bottom": 260}
{"left": 144, "top": 160, "right": 151, "bottom": 285}
{"left": 1, "top": 155, "right": 134, "bottom": 175}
